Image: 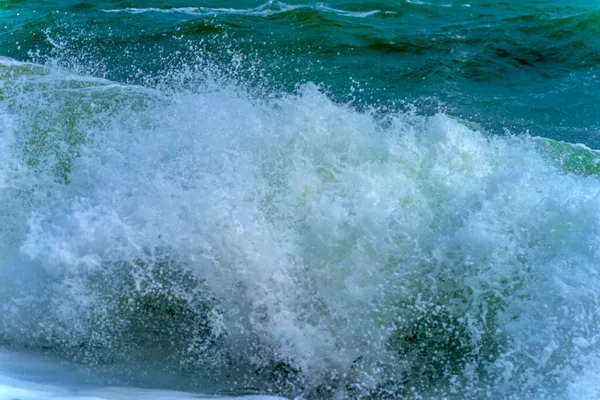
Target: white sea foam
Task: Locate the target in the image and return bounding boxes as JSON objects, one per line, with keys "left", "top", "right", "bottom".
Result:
{"left": 1, "top": 59, "right": 600, "bottom": 398}
{"left": 0, "top": 350, "right": 285, "bottom": 400}
{"left": 100, "top": 2, "right": 381, "bottom": 19}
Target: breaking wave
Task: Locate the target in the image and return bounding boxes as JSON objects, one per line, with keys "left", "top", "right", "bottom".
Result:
{"left": 1, "top": 57, "right": 600, "bottom": 399}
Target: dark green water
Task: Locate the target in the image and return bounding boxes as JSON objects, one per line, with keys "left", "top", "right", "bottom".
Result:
{"left": 2, "top": 1, "right": 600, "bottom": 399}
{"left": 3, "top": 0, "right": 600, "bottom": 144}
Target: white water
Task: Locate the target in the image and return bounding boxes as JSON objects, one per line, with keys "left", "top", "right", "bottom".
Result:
{"left": 1, "top": 58, "right": 600, "bottom": 399}
{"left": 100, "top": 2, "right": 381, "bottom": 18}
{"left": 0, "top": 350, "right": 286, "bottom": 400}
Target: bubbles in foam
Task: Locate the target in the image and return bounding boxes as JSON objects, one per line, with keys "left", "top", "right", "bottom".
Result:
{"left": 1, "top": 59, "right": 600, "bottom": 398}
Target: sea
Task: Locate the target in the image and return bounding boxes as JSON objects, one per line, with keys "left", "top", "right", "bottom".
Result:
{"left": 1, "top": 0, "right": 600, "bottom": 399}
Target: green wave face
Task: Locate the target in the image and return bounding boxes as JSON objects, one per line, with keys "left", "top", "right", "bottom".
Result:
{"left": 2, "top": 60, "right": 600, "bottom": 399}
{"left": 536, "top": 137, "right": 600, "bottom": 177}
{"left": 1, "top": 58, "right": 161, "bottom": 184}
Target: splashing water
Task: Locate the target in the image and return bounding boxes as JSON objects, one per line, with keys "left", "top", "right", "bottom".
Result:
{"left": 1, "top": 56, "right": 600, "bottom": 399}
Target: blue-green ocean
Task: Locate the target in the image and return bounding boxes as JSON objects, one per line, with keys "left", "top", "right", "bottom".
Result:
{"left": 1, "top": 1, "right": 600, "bottom": 399}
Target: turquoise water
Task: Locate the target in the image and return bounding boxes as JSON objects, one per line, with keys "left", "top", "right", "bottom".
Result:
{"left": 1, "top": 1, "right": 600, "bottom": 399}
{"left": 3, "top": 0, "right": 600, "bottom": 143}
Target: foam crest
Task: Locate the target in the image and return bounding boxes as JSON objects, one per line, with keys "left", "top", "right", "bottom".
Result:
{"left": 100, "top": 2, "right": 381, "bottom": 18}
{"left": 1, "top": 60, "right": 600, "bottom": 398}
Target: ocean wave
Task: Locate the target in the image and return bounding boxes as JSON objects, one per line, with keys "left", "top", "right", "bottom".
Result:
{"left": 100, "top": 2, "right": 381, "bottom": 19}
{"left": 1, "top": 59, "right": 600, "bottom": 399}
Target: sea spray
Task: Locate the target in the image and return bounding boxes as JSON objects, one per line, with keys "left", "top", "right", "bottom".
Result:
{"left": 1, "top": 59, "right": 600, "bottom": 398}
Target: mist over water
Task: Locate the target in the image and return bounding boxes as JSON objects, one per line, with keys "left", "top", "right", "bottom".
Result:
{"left": 2, "top": 1, "right": 600, "bottom": 399}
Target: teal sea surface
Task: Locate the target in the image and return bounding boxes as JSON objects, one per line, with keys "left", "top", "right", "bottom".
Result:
{"left": 1, "top": 1, "right": 600, "bottom": 399}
